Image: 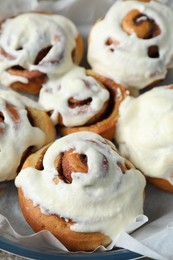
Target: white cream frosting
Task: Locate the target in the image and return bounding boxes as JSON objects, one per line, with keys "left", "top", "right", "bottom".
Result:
{"left": 15, "top": 131, "right": 145, "bottom": 240}
{"left": 0, "top": 89, "right": 46, "bottom": 181}
{"left": 0, "top": 13, "right": 79, "bottom": 86}
{"left": 116, "top": 86, "right": 173, "bottom": 184}
{"left": 87, "top": 0, "right": 173, "bottom": 89}
{"left": 39, "top": 66, "right": 109, "bottom": 126}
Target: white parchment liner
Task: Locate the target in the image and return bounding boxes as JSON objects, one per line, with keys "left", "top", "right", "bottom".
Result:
{"left": 0, "top": 0, "right": 173, "bottom": 259}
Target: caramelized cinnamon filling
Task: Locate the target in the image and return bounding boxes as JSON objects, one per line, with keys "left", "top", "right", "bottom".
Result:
{"left": 54, "top": 148, "right": 88, "bottom": 184}
{"left": 78, "top": 140, "right": 109, "bottom": 172}
{"left": 105, "top": 38, "right": 120, "bottom": 52}
{"left": 79, "top": 154, "right": 88, "bottom": 165}
{"left": 34, "top": 46, "right": 52, "bottom": 65}
{"left": 138, "top": 0, "right": 151, "bottom": 2}
{"left": 35, "top": 147, "right": 49, "bottom": 170}
{"left": 0, "top": 103, "right": 20, "bottom": 133}
{"left": 26, "top": 108, "right": 36, "bottom": 127}
{"left": 17, "top": 146, "right": 35, "bottom": 173}
{"left": 102, "top": 155, "right": 108, "bottom": 170}
{"left": 68, "top": 97, "right": 92, "bottom": 108}
{"left": 71, "top": 48, "right": 76, "bottom": 62}
{"left": 0, "top": 48, "right": 15, "bottom": 60}
{"left": 148, "top": 45, "right": 159, "bottom": 58}
{"left": 16, "top": 47, "right": 23, "bottom": 51}
{"left": 122, "top": 9, "right": 161, "bottom": 39}
{"left": 0, "top": 111, "right": 4, "bottom": 133}
{"left": 3, "top": 45, "right": 53, "bottom": 70}
{"left": 101, "top": 84, "right": 115, "bottom": 120}
{"left": 105, "top": 37, "right": 120, "bottom": 46}
{"left": 70, "top": 83, "right": 115, "bottom": 126}
{"left": 54, "top": 152, "right": 65, "bottom": 183}
{"left": 6, "top": 103, "right": 20, "bottom": 122}
{"left": 10, "top": 65, "right": 25, "bottom": 71}
{"left": 117, "top": 161, "right": 128, "bottom": 174}
{"left": 62, "top": 149, "right": 88, "bottom": 183}
{"left": 0, "top": 111, "right": 4, "bottom": 122}
{"left": 105, "top": 37, "right": 113, "bottom": 46}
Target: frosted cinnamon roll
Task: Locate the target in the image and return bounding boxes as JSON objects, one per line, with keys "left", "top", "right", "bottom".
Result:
{"left": 88, "top": 0, "right": 173, "bottom": 91}
{"left": 0, "top": 88, "right": 56, "bottom": 182}
{"left": 0, "top": 13, "right": 83, "bottom": 94}
{"left": 39, "top": 66, "right": 128, "bottom": 140}
{"left": 15, "top": 131, "right": 146, "bottom": 251}
{"left": 116, "top": 85, "right": 173, "bottom": 192}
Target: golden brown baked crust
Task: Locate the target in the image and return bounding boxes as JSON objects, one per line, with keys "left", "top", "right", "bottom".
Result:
{"left": 18, "top": 188, "right": 111, "bottom": 251}
{"left": 7, "top": 68, "right": 47, "bottom": 95}
{"left": 59, "top": 70, "right": 128, "bottom": 140}
{"left": 26, "top": 107, "right": 56, "bottom": 145}
{"left": 72, "top": 34, "right": 84, "bottom": 65}
{"left": 147, "top": 177, "right": 173, "bottom": 192}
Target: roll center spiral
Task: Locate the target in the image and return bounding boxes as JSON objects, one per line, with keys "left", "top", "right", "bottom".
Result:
{"left": 54, "top": 148, "right": 88, "bottom": 184}
{"left": 122, "top": 9, "right": 161, "bottom": 39}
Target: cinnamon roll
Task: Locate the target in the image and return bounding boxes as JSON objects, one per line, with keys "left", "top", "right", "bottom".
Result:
{"left": 0, "top": 88, "right": 56, "bottom": 182}
{"left": 87, "top": 0, "right": 173, "bottom": 91}
{"left": 116, "top": 85, "right": 173, "bottom": 192}
{"left": 0, "top": 13, "right": 83, "bottom": 94}
{"left": 15, "top": 131, "right": 146, "bottom": 252}
{"left": 39, "top": 66, "right": 128, "bottom": 140}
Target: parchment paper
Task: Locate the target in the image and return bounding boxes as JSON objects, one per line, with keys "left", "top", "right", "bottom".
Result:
{"left": 0, "top": 1, "right": 173, "bottom": 259}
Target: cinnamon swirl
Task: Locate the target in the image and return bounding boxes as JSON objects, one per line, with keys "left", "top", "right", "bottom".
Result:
{"left": 88, "top": 0, "right": 173, "bottom": 91}
{"left": 39, "top": 66, "right": 128, "bottom": 140}
{"left": 15, "top": 131, "right": 146, "bottom": 251}
{"left": 0, "top": 88, "right": 56, "bottom": 181}
{"left": 0, "top": 13, "right": 83, "bottom": 94}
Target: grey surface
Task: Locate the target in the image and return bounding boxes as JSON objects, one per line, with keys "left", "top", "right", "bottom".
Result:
{"left": 0, "top": 251, "right": 26, "bottom": 259}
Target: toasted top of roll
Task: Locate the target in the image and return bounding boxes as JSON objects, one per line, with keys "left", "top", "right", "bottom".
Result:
{"left": 15, "top": 131, "right": 146, "bottom": 240}
{"left": 88, "top": 0, "right": 173, "bottom": 89}
{"left": 116, "top": 85, "right": 173, "bottom": 184}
